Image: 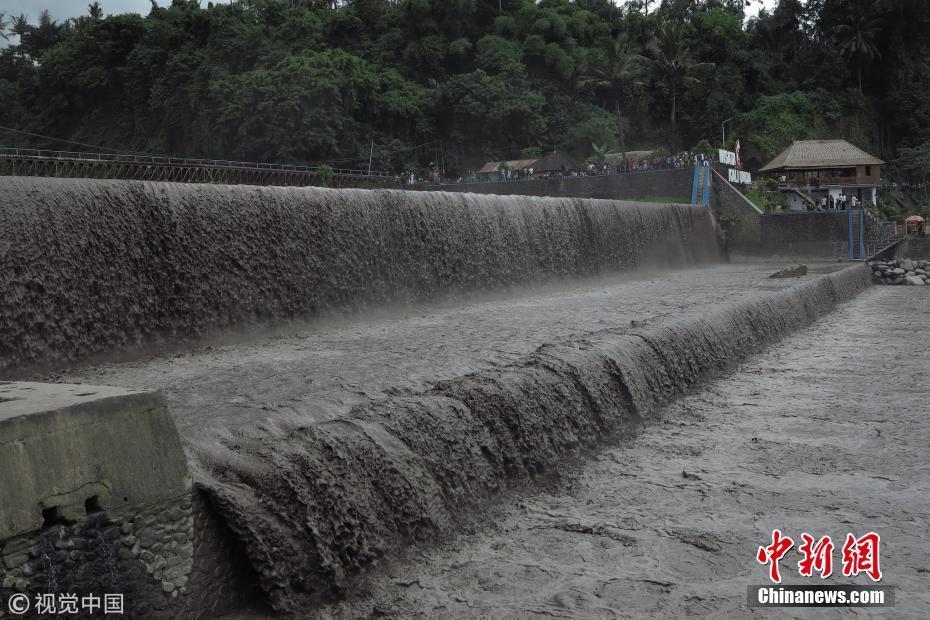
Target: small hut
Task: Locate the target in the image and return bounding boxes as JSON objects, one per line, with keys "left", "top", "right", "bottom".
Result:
{"left": 477, "top": 151, "right": 578, "bottom": 181}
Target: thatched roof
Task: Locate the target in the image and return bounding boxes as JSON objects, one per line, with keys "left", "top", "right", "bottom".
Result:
{"left": 604, "top": 150, "right": 656, "bottom": 163}
{"left": 760, "top": 140, "right": 884, "bottom": 171}
{"left": 478, "top": 159, "right": 537, "bottom": 174}
{"left": 478, "top": 151, "right": 578, "bottom": 174}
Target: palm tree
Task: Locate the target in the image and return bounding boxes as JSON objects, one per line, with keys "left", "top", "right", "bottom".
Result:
{"left": 0, "top": 12, "right": 9, "bottom": 41}
{"left": 577, "top": 35, "right": 643, "bottom": 168}
{"left": 643, "top": 22, "right": 713, "bottom": 139}
{"left": 834, "top": 7, "right": 883, "bottom": 97}
{"left": 590, "top": 142, "right": 609, "bottom": 164}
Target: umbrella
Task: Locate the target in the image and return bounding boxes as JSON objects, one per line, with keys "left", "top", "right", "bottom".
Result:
{"left": 905, "top": 215, "right": 925, "bottom": 223}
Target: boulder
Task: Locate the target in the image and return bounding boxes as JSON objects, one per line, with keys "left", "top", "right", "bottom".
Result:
{"left": 769, "top": 264, "right": 808, "bottom": 279}
{"left": 905, "top": 276, "right": 926, "bottom": 286}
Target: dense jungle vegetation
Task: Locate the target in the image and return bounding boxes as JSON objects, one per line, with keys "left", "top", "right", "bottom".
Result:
{"left": 1, "top": 0, "right": 929, "bottom": 190}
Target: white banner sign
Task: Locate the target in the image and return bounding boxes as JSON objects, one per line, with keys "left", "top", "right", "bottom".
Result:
{"left": 727, "top": 168, "right": 752, "bottom": 184}
{"left": 719, "top": 149, "right": 736, "bottom": 166}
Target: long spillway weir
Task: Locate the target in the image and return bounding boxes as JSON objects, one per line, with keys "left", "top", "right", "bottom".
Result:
{"left": 0, "top": 177, "right": 720, "bottom": 374}
{"left": 0, "top": 177, "right": 880, "bottom": 617}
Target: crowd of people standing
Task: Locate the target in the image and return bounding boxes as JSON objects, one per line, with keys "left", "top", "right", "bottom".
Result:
{"left": 814, "top": 194, "right": 861, "bottom": 211}
{"left": 434, "top": 150, "right": 717, "bottom": 185}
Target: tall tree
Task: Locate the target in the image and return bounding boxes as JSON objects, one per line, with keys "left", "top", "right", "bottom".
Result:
{"left": 577, "top": 35, "right": 643, "bottom": 166}
{"left": 644, "top": 22, "right": 712, "bottom": 141}
{"left": 834, "top": 4, "right": 883, "bottom": 97}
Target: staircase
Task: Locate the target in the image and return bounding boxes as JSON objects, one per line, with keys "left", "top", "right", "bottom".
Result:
{"left": 788, "top": 188, "right": 814, "bottom": 209}
{"left": 848, "top": 207, "right": 865, "bottom": 259}
{"left": 691, "top": 165, "right": 711, "bottom": 206}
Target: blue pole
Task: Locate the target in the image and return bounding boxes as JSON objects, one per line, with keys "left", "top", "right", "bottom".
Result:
{"left": 859, "top": 206, "right": 865, "bottom": 258}
{"left": 848, "top": 206, "right": 854, "bottom": 260}
{"left": 691, "top": 165, "right": 700, "bottom": 205}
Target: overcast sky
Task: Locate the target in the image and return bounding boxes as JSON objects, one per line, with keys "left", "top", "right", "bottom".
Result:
{"left": 0, "top": 1, "right": 226, "bottom": 23}
{"left": 3, "top": 0, "right": 778, "bottom": 24}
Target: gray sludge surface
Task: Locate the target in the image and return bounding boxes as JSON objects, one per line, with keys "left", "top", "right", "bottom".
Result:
{"left": 0, "top": 177, "right": 719, "bottom": 374}
{"left": 326, "top": 284, "right": 929, "bottom": 619}
{"left": 63, "top": 265, "right": 870, "bottom": 614}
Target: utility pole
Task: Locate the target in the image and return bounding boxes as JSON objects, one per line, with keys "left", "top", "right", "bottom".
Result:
{"left": 367, "top": 138, "right": 373, "bottom": 175}
{"left": 721, "top": 117, "right": 734, "bottom": 149}
{"left": 440, "top": 140, "right": 446, "bottom": 182}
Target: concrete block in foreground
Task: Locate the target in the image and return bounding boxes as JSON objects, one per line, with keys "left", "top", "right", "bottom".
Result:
{"left": 0, "top": 382, "right": 258, "bottom": 617}
{"left": 0, "top": 382, "right": 190, "bottom": 540}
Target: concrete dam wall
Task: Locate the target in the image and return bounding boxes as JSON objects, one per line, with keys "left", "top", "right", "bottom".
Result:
{"left": 0, "top": 176, "right": 720, "bottom": 374}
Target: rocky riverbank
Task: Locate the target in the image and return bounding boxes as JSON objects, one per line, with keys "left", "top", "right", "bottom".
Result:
{"left": 869, "top": 258, "right": 929, "bottom": 285}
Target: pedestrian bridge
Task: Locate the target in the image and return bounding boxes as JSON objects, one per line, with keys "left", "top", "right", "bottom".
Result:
{"left": 0, "top": 147, "right": 400, "bottom": 188}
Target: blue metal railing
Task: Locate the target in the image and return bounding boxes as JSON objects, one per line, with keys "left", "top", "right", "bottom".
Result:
{"left": 702, "top": 166, "right": 711, "bottom": 205}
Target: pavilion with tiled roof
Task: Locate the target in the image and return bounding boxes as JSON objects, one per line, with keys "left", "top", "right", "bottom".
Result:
{"left": 761, "top": 140, "right": 883, "bottom": 211}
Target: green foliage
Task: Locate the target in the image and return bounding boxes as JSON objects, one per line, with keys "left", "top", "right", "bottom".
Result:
{"left": 208, "top": 49, "right": 379, "bottom": 161}
{"left": 895, "top": 142, "right": 930, "bottom": 180}
{"left": 587, "top": 142, "right": 609, "bottom": 164}
{"left": 736, "top": 91, "right": 842, "bottom": 159}
{"left": 692, "top": 138, "right": 712, "bottom": 154}
{"left": 317, "top": 163, "right": 334, "bottom": 185}
{"left": 0, "top": 0, "right": 927, "bottom": 175}
{"left": 562, "top": 108, "right": 618, "bottom": 160}
{"left": 744, "top": 186, "right": 787, "bottom": 212}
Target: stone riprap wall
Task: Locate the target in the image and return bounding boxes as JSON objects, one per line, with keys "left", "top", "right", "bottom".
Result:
{"left": 0, "top": 493, "right": 258, "bottom": 619}
{"left": 198, "top": 265, "right": 872, "bottom": 614}
{"left": 0, "top": 176, "right": 720, "bottom": 375}
{"left": 869, "top": 257, "right": 930, "bottom": 285}
{"left": 0, "top": 384, "right": 257, "bottom": 619}
{"left": 0, "top": 498, "right": 192, "bottom": 619}
{"left": 429, "top": 167, "right": 693, "bottom": 202}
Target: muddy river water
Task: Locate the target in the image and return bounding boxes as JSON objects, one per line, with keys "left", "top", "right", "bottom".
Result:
{"left": 57, "top": 263, "right": 833, "bottom": 442}
{"left": 320, "top": 285, "right": 930, "bottom": 619}
{"left": 46, "top": 262, "right": 927, "bottom": 617}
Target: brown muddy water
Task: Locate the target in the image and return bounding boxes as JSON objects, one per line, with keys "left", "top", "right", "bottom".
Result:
{"left": 52, "top": 263, "right": 837, "bottom": 441}
{"left": 7, "top": 177, "right": 912, "bottom": 618}
{"left": 44, "top": 261, "right": 887, "bottom": 616}
{"left": 319, "top": 285, "right": 930, "bottom": 619}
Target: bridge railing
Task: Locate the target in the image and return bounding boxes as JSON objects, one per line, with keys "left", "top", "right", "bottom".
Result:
{"left": 0, "top": 147, "right": 396, "bottom": 178}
